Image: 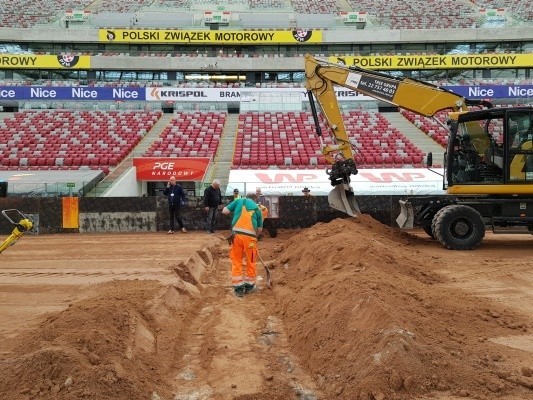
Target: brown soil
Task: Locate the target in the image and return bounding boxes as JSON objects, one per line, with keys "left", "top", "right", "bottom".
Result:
{"left": 0, "top": 216, "right": 532, "bottom": 400}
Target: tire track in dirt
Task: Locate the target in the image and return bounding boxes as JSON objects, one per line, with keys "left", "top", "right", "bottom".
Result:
{"left": 169, "top": 246, "right": 320, "bottom": 400}
{"left": 0, "top": 269, "right": 175, "bottom": 285}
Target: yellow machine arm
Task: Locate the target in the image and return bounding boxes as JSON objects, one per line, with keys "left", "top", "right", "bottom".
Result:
{"left": 0, "top": 209, "right": 33, "bottom": 254}
{"left": 304, "top": 54, "right": 491, "bottom": 216}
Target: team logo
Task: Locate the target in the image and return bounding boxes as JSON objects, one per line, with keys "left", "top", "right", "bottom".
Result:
{"left": 106, "top": 30, "right": 116, "bottom": 41}
{"left": 57, "top": 54, "right": 80, "bottom": 68}
{"left": 292, "top": 30, "right": 313, "bottom": 42}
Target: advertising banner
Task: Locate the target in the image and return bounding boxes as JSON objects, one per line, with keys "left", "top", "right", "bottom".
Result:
{"left": 1, "top": 85, "right": 530, "bottom": 102}
{"left": 346, "top": 72, "right": 399, "bottom": 101}
{"left": 228, "top": 168, "right": 445, "bottom": 196}
{"left": 98, "top": 29, "right": 322, "bottom": 44}
{"left": 145, "top": 87, "right": 374, "bottom": 102}
{"left": 0, "top": 86, "right": 144, "bottom": 101}
{"left": 0, "top": 54, "right": 91, "bottom": 69}
{"left": 329, "top": 53, "right": 533, "bottom": 70}
{"left": 443, "top": 85, "right": 533, "bottom": 99}
{"left": 133, "top": 157, "right": 211, "bottom": 181}
{"left": 62, "top": 196, "right": 79, "bottom": 229}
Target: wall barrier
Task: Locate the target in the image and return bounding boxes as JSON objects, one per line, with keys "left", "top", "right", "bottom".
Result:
{"left": 0, "top": 195, "right": 433, "bottom": 235}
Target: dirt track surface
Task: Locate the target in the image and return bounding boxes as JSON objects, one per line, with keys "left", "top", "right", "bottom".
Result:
{"left": 0, "top": 217, "right": 532, "bottom": 400}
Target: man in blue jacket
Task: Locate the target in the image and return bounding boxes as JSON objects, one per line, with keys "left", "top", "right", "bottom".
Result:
{"left": 163, "top": 176, "right": 187, "bottom": 234}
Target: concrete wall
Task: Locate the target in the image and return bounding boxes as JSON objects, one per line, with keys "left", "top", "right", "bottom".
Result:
{"left": 0, "top": 26, "right": 530, "bottom": 73}
{"left": 0, "top": 194, "right": 418, "bottom": 236}
{"left": 104, "top": 167, "right": 142, "bottom": 197}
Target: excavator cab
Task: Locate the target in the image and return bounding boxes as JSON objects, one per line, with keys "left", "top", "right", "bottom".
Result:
{"left": 446, "top": 107, "right": 533, "bottom": 191}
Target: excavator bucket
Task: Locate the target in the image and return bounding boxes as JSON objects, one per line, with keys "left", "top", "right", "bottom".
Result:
{"left": 328, "top": 184, "right": 360, "bottom": 217}
{"left": 396, "top": 199, "right": 415, "bottom": 229}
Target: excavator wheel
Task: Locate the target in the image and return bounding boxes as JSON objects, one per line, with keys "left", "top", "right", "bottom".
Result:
{"left": 432, "top": 205, "right": 485, "bottom": 250}
{"left": 422, "top": 225, "right": 435, "bottom": 239}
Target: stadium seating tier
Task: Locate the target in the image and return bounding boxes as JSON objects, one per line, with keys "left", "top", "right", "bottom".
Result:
{"left": 0, "top": 110, "right": 162, "bottom": 173}
{"left": 232, "top": 111, "right": 425, "bottom": 170}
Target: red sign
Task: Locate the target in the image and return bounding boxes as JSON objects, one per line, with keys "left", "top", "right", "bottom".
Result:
{"left": 133, "top": 157, "right": 210, "bottom": 181}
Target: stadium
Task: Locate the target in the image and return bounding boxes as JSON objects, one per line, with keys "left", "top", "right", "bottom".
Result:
{"left": 0, "top": 1, "right": 533, "bottom": 400}
{"left": 0, "top": 0, "right": 531, "bottom": 200}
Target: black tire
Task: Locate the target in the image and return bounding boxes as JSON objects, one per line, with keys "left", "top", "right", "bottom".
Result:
{"left": 432, "top": 205, "right": 485, "bottom": 250}
{"left": 422, "top": 225, "right": 435, "bottom": 239}
{"left": 267, "top": 228, "right": 278, "bottom": 238}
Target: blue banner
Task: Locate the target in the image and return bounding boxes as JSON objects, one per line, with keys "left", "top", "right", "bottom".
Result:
{"left": 0, "top": 86, "right": 145, "bottom": 101}
{"left": 442, "top": 85, "right": 533, "bottom": 99}
{"left": 0, "top": 85, "right": 531, "bottom": 101}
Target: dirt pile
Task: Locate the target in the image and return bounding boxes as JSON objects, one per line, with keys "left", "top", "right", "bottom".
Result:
{"left": 270, "top": 216, "right": 533, "bottom": 399}
{"left": 0, "top": 280, "right": 201, "bottom": 400}
{"left": 0, "top": 221, "right": 531, "bottom": 400}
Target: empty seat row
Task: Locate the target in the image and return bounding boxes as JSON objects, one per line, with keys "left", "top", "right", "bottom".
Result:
{"left": 143, "top": 112, "right": 226, "bottom": 158}
{"left": 232, "top": 111, "right": 426, "bottom": 169}
{"left": 0, "top": 109, "right": 162, "bottom": 173}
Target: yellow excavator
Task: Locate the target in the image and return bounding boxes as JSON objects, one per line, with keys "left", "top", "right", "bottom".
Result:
{"left": 0, "top": 209, "right": 33, "bottom": 254}
{"left": 305, "top": 54, "right": 533, "bottom": 249}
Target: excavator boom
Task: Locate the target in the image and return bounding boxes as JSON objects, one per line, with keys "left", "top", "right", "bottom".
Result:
{"left": 304, "top": 54, "right": 490, "bottom": 217}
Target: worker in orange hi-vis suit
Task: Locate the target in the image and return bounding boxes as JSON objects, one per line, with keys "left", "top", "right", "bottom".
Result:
{"left": 222, "top": 193, "right": 263, "bottom": 297}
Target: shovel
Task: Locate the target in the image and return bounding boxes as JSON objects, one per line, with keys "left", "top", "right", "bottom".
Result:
{"left": 256, "top": 251, "right": 272, "bottom": 288}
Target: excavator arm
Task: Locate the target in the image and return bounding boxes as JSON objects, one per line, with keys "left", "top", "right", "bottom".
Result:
{"left": 304, "top": 54, "right": 491, "bottom": 216}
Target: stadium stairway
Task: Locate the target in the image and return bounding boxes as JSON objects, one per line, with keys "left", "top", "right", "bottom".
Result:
{"left": 382, "top": 112, "right": 445, "bottom": 166}
{"left": 0, "top": 112, "right": 15, "bottom": 122}
{"left": 204, "top": 113, "right": 239, "bottom": 190}
{"left": 85, "top": 113, "right": 173, "bottom": 197}
{"left": 337, "top": 0, "right": 354, "bottom": 13}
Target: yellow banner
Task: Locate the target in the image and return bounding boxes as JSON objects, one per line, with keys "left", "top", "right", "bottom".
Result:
{"left": 329, "top": 54, "right": 533, "bottom": 70}
{"left": 99, "top": 29, "right": 322, "bottom": 44}
{"left": 0, "top": 54, "right": 91, "bottom": 69}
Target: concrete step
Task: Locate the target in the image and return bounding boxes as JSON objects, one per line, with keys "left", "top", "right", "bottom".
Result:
{"left": 205, "top": 113, "right": 239, "bottom": 185}
{"left": 86, "top": 112, "right": 174, "bottom": 197}
{"left": 382, "top": 112, "right": 445, "bottom": 162}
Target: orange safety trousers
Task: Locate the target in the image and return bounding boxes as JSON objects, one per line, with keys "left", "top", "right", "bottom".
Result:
{"left": 230, "top": 234, "right": 258, "bottom": 287}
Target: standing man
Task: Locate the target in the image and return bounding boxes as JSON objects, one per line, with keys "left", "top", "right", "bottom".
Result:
{"left": 163, "top": 176, "right": 187, "bottom": 234}
{"left": 255, "top": 187, "right": 265, "bottom": 205}
{"left": 256, "top": 186, "right": 271, "bottom": 212}
{"left": 203, "top": 179, "right": 223, "bottom": 233}
{"left": 257, "top": 200, "right": 269, "bottom": 241}
{"left": 222, "top": 193, "right": 263, "bottom": 297}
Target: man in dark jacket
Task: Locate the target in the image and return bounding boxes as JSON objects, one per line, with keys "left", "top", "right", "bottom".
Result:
{"left": 203, "top": 179, "right": 223, "bottom": 233}
{"left": 163, "top": 176, "right": 187, "bottom": 234}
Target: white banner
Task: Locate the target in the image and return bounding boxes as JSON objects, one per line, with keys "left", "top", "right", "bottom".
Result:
{"left": 227, "top": 168, "right": 445, "bottom": 196}
{"left": 145, "top": 87, "right": 374, "bottom": 102}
